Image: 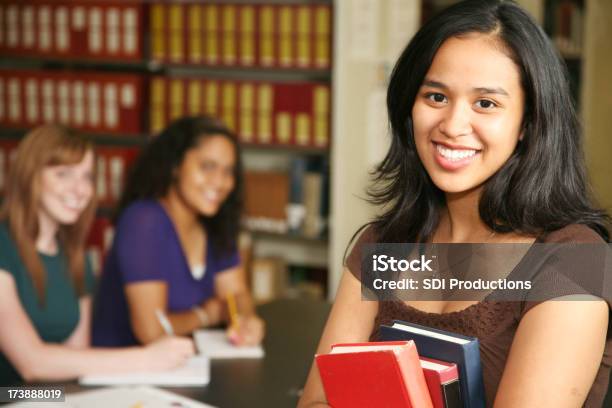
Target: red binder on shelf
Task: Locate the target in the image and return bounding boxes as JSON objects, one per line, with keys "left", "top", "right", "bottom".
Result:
{"left": 272, "top": 83, "right": 295, "bottom": 145}
{"left": 316, "top": 341, "right": 433, "bottom": 408}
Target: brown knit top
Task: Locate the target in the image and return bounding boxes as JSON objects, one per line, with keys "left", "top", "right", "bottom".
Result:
{"left": 346, "top": 224, "right": 611, "bottom": 407}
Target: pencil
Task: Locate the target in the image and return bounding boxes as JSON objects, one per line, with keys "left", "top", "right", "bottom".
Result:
{"left": 227, "top": 294, "right": 239, "bottom": 328}
{"left": 155, "top": 309, "right": 174, "bottom": 336}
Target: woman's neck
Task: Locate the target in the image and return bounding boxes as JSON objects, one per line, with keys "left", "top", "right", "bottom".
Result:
{"left": 438, "top": 187, "right": 492, "bottom": 243}
{"left": 159, "top": 189, "right": 200, "bottom": 234}
{"left": 36, "top": 211, "right": 59, "bottom": 254}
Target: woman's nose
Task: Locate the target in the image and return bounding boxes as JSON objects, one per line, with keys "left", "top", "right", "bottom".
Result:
{"left": 438, "top": 102, "right": 473, "bottom": 138}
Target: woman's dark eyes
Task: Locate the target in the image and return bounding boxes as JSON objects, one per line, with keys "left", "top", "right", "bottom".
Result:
{"left": 426, "top": 93, "right": 447, "bottom": 103}
{"left": 424, "top": 92, "right": 498, "bottom": 110}
{"left": 476, "top": 99, "right": 498, "bottom": 109}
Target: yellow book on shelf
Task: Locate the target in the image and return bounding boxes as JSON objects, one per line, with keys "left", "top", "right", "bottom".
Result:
{"left": 205, "top": 5, "right": 219, "bottom": 65}
{"left": 240, "top": 83, "right": 255, "bottom": 143}
{"left": 257, "top": 84, "right": 273, "bottom": 144}
{"left": 276, "top": 112, "right": 292, "bottom": 144}
{"left": 296, "top": 113, "right": 311, "bottom": 146}
{"left": 313, "top": 85, "right": 329, "bottom": 147}
{"left": 169, "top": 79, "right": 184, "bottom": 121}
{"left": 222, "top": 5, "right": 237, "bottom": 65}
{"left": 150, "top": 77, "right": 166, "bottom": 134}
{"left": 204, "top": 80, "right": 218, "bottom": 117}
{"left": 279, "top": 6, "right": 293, "bottom": 67}
{"left": 297, "top": 6, "right": 311, "bottom": 67}
{"left": 151, "top": 3, "right": 165, "bottom": 60}
{"left": 188, "top": 79, "right": 202, "bottom": 115}
{"left": 315, "top": 6, "right": 331, "bottom": 68}
{"left": 188, "top": 4, "right": 203, "bottom": 63}
{"left": 222, "top": 82, "right": 237, "bottom": 131}
{"left": 169, "top": 4, "right": 184, "bottom": 63}
{"left": 240, "top": 6, "right": 256, "bottom": 66}
{"left": 259, "top": 6, "right": 275, "bottom": 67}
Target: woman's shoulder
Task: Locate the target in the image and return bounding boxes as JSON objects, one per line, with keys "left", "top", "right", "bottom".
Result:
{"left": 541, "top": 224, "right": 606, "bottom": 244}
{"left": 344, "top": 223, "right": 380, "bottom": 279}
{"left": 117, "top": 199, "right": 168, "bottom": 226}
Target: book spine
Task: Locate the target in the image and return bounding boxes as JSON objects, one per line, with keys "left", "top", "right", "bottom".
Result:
{"left": 150, "top": 2, "right": 165, "bottom": 61}
{"left": 204, "top": 4, "right": 220, "bottom": 66}
{"left": 239, "top": 5, "right": 256, "bottom": 67}
{"left": 188, "top": 3, "right": 204, "bottom": 64}
{"left": 239, "top": 82, "right": 256, "bottom": 143}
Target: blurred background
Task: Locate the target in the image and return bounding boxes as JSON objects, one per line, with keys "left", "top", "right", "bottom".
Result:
{"left": 0, "top": 0, "right": 610, "bottom": 303}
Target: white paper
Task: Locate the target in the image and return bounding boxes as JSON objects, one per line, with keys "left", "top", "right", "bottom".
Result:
{"left": 6, "top": 386, "right": 216, "bottom": 408}
{"left": 78, "top": 356, "right": 210, "bottom": 387}
{"left": 194, "top": 329, "right": 264, "bottom": 359}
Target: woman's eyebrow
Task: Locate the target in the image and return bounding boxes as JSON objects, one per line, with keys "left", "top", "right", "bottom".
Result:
{"left": 422, "top": 79, "right": 509, "bottom": 97}
{"left": 422, "top": 79, "right": 447, "bottom": 90}
{"left": 474, "top": 86, "right": 509, "bottom": 96}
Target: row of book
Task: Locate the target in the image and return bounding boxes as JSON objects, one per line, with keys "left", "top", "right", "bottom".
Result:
{"left": 0, "top": 2, "right": 144, "bottom": 61}
{"left": 95, "top": 146, "right": 139, "bottom": 207}
{"left": 150, "top": 76, "right": 330, "bottom": 148}
{"left": 0, "top": 69, "right": 331, "bottom": 148}
{"left": 243, "top": 156, "right": 329, "bottom": 238}
{"left": 0, "top": 69, "right": 144, "bottom": 134}
{"left": 150, "top": 2, "right": 331, "bottom": 69}
{"left": 0, "top": 2, "right": 332, "bottom": 70}
{"left": 316, "top": 320, "right": 486, "bottom": 408}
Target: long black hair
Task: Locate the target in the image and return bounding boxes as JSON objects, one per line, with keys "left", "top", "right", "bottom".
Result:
{"left": 116, "top": 115, "right": 244, "bottom": 254}
{"left": 365, "top": 0, "right": 609, "bottom": 244}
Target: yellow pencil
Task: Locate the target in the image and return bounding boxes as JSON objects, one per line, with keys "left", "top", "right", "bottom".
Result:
{"left": 227, "top": 293, "right": 239, "bottom": 328}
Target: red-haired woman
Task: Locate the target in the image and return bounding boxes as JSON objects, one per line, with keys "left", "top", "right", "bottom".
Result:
{"left": 0, "top": 125, "right": 194, "bottom": 385}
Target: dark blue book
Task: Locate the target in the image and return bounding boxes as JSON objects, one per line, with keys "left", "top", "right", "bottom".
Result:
{"left": 380, "top": 320, "right": 485, "bottom": 408}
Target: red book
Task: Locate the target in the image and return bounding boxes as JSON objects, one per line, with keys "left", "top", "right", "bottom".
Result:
{"left": 316, "top": 341, "right": 433, "bottom": 408}
{"left": 420, "top": 357, "right": 462, "bottom": 408}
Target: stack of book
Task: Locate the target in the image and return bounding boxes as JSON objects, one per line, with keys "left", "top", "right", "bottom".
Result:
{"left": 316, "top": 321, "right": 485, "bottom": 408}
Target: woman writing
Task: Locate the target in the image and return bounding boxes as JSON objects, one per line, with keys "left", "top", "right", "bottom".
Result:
{"left": 0, "top": 125, "right": 194, "bottom": 385}
{"left": 299, "top": 1, "right": 610, "bottom": 407}
{"left": 92, "top": 116, "right": 264, "bottom": 347}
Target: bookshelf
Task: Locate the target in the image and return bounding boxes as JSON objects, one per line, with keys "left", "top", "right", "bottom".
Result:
{"left": 0, "top": 0, "right": 333, "bottom": 301}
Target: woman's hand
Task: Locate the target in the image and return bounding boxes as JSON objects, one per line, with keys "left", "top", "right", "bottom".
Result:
{"left": 227, "top": 314, "right": 265, "bottom": 346}
{"left": 142, "top": 336, "right": 196, "bottom": 371}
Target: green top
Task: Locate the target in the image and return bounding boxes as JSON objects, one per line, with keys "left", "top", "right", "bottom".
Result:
{"left": 0, "top": 222, "right": 95, "bottom": 385}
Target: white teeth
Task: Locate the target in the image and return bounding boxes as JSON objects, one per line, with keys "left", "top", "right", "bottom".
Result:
{"left": 204, "top": 191, "right": 219, "bottom": 201}
{"left": 62, "top": 198, "right": 82, "bottom": 210}
{"left": 436, "top": 144, "right": 477, "bottom": 162}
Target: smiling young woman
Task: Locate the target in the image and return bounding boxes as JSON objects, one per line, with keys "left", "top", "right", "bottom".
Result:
{"left": 92, "top": 115, "right": 265, "bottom": 349}
{"left": 299, "top": 1, "right": 611, "bottom": 407}
{"left": 0, "top": 125, "right": 195, "bottom": 385}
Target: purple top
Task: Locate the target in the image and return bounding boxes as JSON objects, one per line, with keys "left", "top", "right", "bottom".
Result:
{"left": 92, "top": 200, "right": 240, "bottom": 346}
